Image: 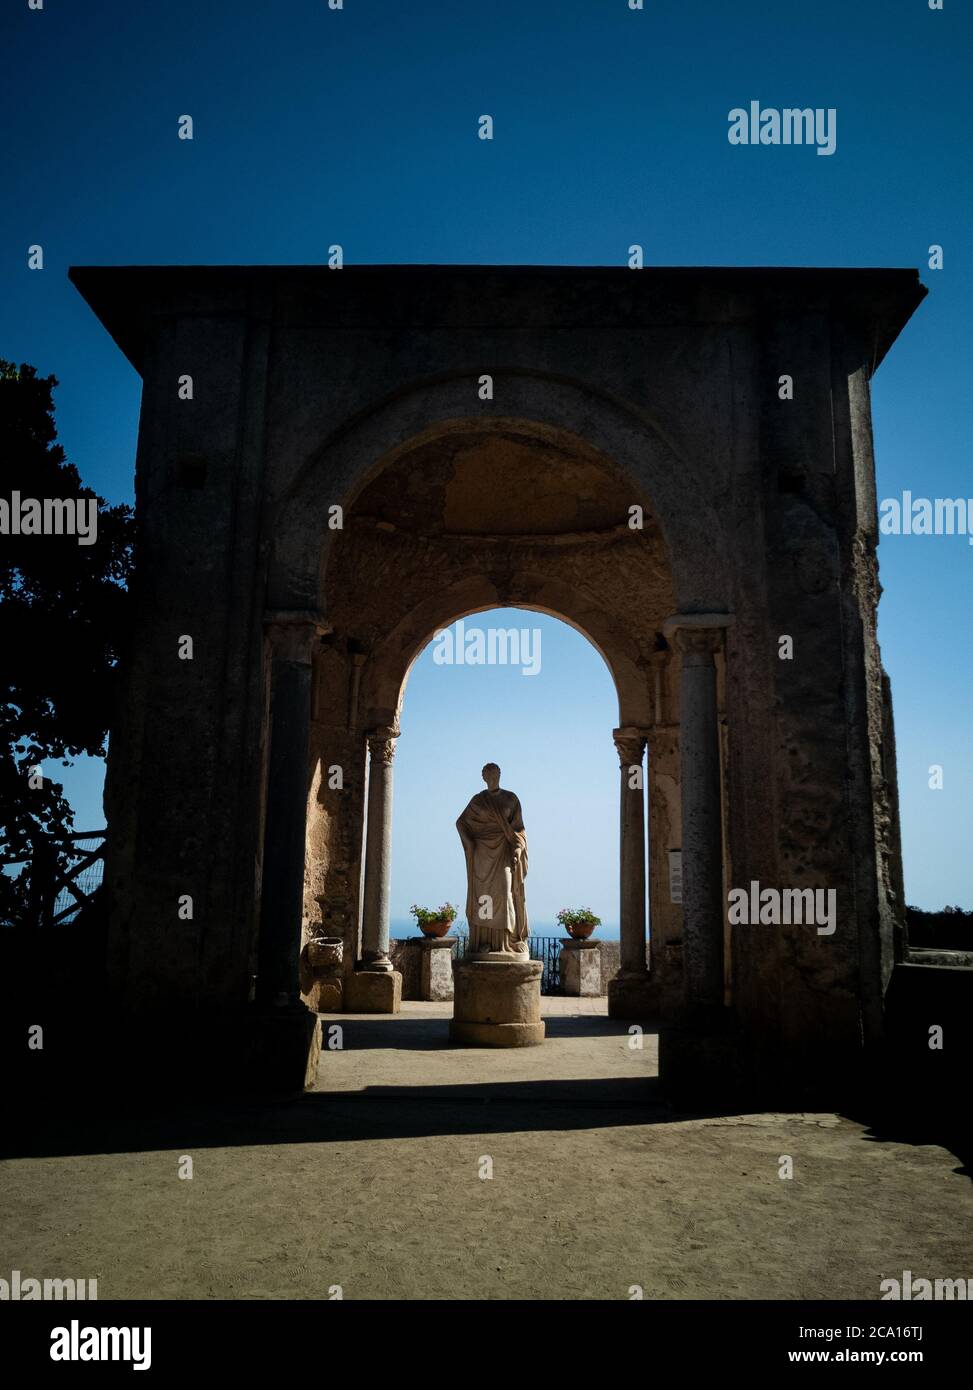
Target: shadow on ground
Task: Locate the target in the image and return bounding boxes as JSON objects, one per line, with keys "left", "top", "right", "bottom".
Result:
{"left": 845, "top": 1103, "right": 972, "bottom": 1180}
{"left": 4, "top": 1004, "right": 969, "bottom": 1177}
{"left": 4, "top": 1075, "right": 676, "bottom": 1160}
{"left": 6, "top": 1078, "right": 970, "bottom": 1177}
{"left": 324, "top": 1012, "right": 645, "bottom": 1049}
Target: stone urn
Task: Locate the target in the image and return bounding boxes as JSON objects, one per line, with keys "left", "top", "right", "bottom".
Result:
{"left": 420, "top": 917, "right": 454, "bottom": 939}
{"left": 305, "top": 935, "right": 344, "bottom": 969}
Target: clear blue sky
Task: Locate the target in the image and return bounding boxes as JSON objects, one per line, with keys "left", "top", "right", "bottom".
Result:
{"left": 2, "top": 0, "right": 970, "bottom": 917}
{"left": 391, "top": 613, "right": 619, "bottom": 933}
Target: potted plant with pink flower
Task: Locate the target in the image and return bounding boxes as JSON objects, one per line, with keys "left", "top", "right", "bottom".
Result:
{"left": 556, "top": 907, "right": 601, "bottom": 941}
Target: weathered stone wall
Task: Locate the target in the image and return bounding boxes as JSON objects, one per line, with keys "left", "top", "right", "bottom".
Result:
{"left": 101, "top": 304, "right": 271, "bottom": 1013}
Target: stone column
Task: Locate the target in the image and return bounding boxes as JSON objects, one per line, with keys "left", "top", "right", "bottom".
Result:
{"left": 608, "top": 726, "right": 656, "bottom": 1018}
{"left": 663, "top": 615, "right": 732, "bottom": 1013}
{"left": 615, "top": 726, "right": 648, "bottom": 975}
{"left": 646, "top": 720, "right": 681, "bottom": 1008}
{"left": 359, "top": 725, "right": 398, "bottom": 972}
{"left": 256, "top": 611, "right": 328, "bottom": 1009}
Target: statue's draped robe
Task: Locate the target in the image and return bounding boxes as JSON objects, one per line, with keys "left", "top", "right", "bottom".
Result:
{"left": 456, "top": 789, "right": 529, "bottom": 954}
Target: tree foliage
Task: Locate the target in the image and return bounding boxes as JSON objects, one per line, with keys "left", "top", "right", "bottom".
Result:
{"left": 0, "top": 360, "right": 134, "bottom": 922}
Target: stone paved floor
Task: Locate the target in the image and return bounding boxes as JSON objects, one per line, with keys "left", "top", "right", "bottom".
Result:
{"left": 1, "top": 1000, "right": 969, "bottom": 1300}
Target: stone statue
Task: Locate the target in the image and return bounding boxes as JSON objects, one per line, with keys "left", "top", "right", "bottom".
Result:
{"left": 456, "top": 763, "right": 530, "bottom": 956}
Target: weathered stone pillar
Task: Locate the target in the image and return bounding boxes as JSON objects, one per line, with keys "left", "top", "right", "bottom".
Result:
{"left": 360, "top": 725, "right": 398, "bottom": 971}
{"left": 256, "top": 611, "right": 328, "bottom": 1009}
{"left": 608, "top": 726, "right": 656, "bottom": 1017}
{"left": 615, "top": 726, "right": 647, "bottom": 975}
{"left": 345, "top": 725, "right": 403, "bottom": 1013}
{"left": 664, "top": 614, "right": 732, "bottom": 1012}
{"left": 645, "top": 718, "right": 682, "bottom": 1012}
{"left": 248, "top": 610, "right": 327, "bottom": 1092}
{"left": 657, "top": 614, "right": 738, "bottom": 1107}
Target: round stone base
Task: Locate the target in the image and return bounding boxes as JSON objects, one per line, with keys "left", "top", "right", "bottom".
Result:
{"left": 450, "top": 957, "right": 546, "bottom": 1048}
{"left": 449, "top": 1019, "right": 546, "bottom": 1047}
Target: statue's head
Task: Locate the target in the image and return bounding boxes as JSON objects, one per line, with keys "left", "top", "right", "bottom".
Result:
{"left": 481, "top": 762, "right": 501, "bottom": 791}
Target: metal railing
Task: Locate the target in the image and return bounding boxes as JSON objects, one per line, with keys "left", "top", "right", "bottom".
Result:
{"left": 51, "top": 832, "right": 106, "bottom": 924}
{"left": 2, "top": 830, "right": 106, "bottom": 927}
{"left": 453, "top": 933, "right": 562, "bottom": 994}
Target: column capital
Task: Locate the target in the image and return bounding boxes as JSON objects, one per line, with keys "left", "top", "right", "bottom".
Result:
{"left": 367, "top": 725, "right": 400, "bottom": 765}
{"left": 264, "top": 610, "right": 331, "bottom": 664}
{"left": 663, "top": 613, "right": 733, "bottom": 660}
{"left": 613, "top": 725, "right": 647, "bottom": 767}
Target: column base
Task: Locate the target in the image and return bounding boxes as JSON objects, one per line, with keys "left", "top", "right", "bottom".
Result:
{"left": 450, "top": 958, "right": 545, "bottom": 1048}
{"left": 607, "top": 971, "right": 662, "bottom": 1019}
{"left": 450, "top": 1019, "right": 546, "bottom": 1047}
{"left": 359, "top": 950, "right": 394, "bottom": 973}
{"left": 344, "top": 969, "right": 402, "bottom": 1013}
{"left": 660, "top": 1013, "right": 878, "bottom": 1111}
{"left": 242, "top": 1004, "right": 322, "bottom": 1093}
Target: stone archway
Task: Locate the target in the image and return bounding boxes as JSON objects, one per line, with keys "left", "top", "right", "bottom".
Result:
{"left": 268, "top": 375, "right": 731, "bottom": 614}
{"left": 383, "top": 602, "right": 623, "bottom": 1008}
{"left": 290, "top": 409, "right": 726, "bottom": 1024}
{"left": 74, "top": 263, "right": 920, "bottom": 1100}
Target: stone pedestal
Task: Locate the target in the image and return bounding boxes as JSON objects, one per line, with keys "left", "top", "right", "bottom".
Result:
{"left": 560, "top": 939, "right": 602, "bottom": 996}
{"left": 306, "top": 977, "right": 342, "bottom": 1013}
{"left": 344, "top": 969, "right": 402, "bottom": 1014}
{"left": 450, "top": 957, "right": 545, "bottom": 1047}
{"left": 301, "top": 934, "right": 344, "bottom": 1013}
{"left": 419, "top": 937, "right": 455, "bottom": 1001}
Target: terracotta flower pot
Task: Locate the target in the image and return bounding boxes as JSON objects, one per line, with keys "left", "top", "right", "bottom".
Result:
{"left": 420, "top": 918, "right": 453, "bottom": 939}
{"left": 565, "top": 921, "right": 597, "bottom": 940}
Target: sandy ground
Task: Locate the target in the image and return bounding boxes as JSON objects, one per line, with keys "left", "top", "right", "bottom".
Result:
{"left": 1, "top": 999, "right": 969, "bottom": 1300}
